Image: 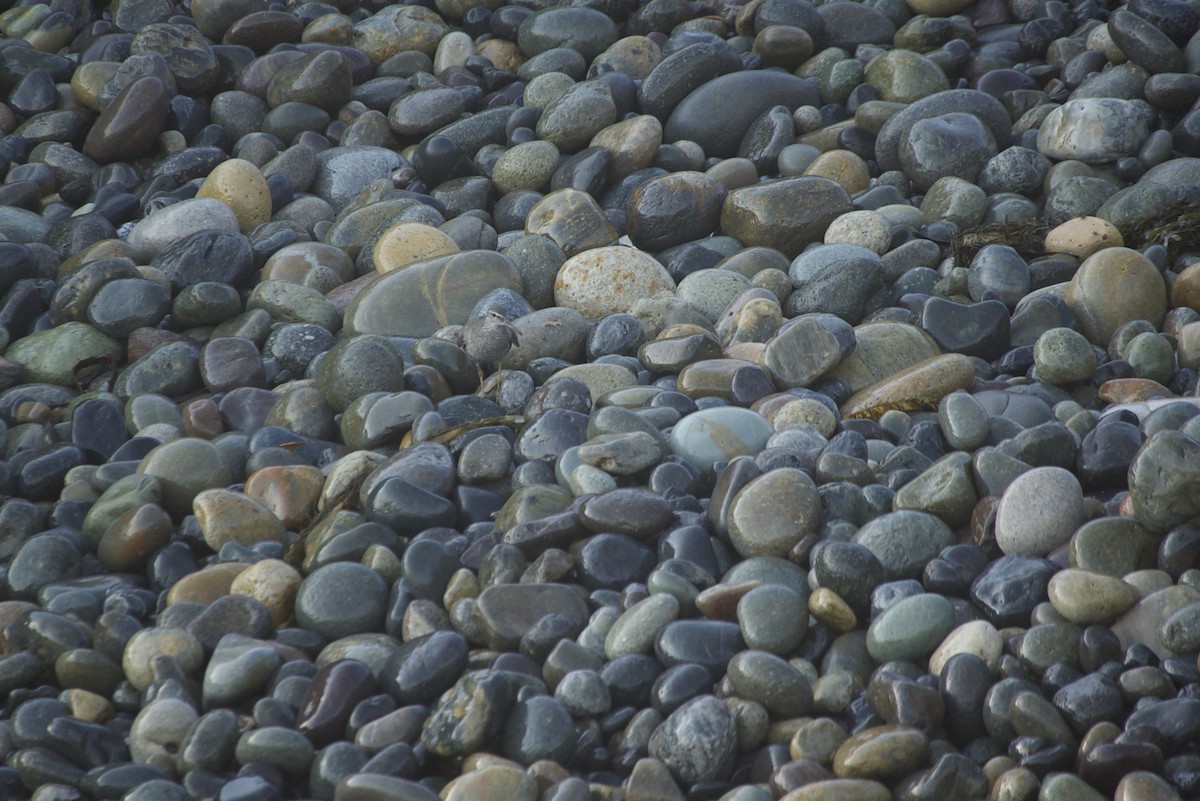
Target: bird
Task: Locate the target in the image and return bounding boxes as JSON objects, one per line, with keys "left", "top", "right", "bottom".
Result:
{"left": 458, "top": 306, "right": 520, "bottom": 392}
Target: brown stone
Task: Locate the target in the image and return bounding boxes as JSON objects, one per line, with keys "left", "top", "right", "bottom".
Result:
{"left": 83, "top": 76, "right": 170, "bottom": 164}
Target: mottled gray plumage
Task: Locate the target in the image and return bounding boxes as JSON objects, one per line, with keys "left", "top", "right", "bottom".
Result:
{"left": 458, "top": 306, "right": 520, "bottom": 371}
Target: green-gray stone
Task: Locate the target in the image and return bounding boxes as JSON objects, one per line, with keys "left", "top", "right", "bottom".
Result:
{"left": 1068, "top": 517, "right": 1158, "bottom": 576}
{"left": 737, "top": 584, "right": 808, "bottom": 656}
{"left": 344, "top": 251, "right": 524, "bottom": 338}
{"left": 4, "top": 322, "right": 123, "bottom": 387}
{"left": 726, "top": 650, "right": 812, "bottom": 718}
{"left": 315, "top": 334, "right": 405, "bottom": 413}
{"left": 247, "top": 280, "right": 340, "bottom": 331}
{"left": 81, "top": 473, "right": 163, "bottom": 549}
{"left": 892, "top": 451, "right": 977, "bottom": 528}
{"left": 866, "top": 593, "right": 955, "bottom": 663}
{"left": 853, "top": 510, "right": 954, "bottom": 580}
{"left": 115, "top": 341, "right": 201, "bottom": 399}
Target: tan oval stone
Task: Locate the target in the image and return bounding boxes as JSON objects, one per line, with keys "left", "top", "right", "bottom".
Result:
{"left": 594, "top": 36, "right": 662, "bottom": 80}
{"left": 548, "top": 362, "right": 640, "bottom": 402}
{"left": 782, "top": 778, "right": 892, "bottom": 801}
{"left": 833, "top": 725, "right": 928, "bottom": 781}
{"left": 804, "top": 150, "right": 870, "bottom": 195}
{"left": 554, "top": 245, "right": 675, "bottom": 321}
{"left": 444, "top": 764, "right": 538, "bottom": 801}
{"left": 475, "top": 38, "right": 523, "bottom": 71}
{"left": 1065, "top": 247, "right": 1167, "bottom": 346}
{"left": 1049, "top": 568, "right": 1139, "bottom": 624}
{"left": 1044, "top": 216, "right": 1123, "bottom": 259}
{"left": 840, "top": 353, "right": 975, "bottom": 419}
{"left": 165, "top": 562, "right": 249, "bottom": 606}
{"left": 196, "top": 158, "right": 271, "bottom": 234}
{"left": 193, "top": 488, "right": 286, "bottom": 551}
{"left": 591, "top": 114, "right": 663, "bottom": 179}
{"left": 928, "top": 619, "right": 1003, "bottom": 675}
{"left": 243, "top": 464, "right": 324, "bottom": 530}
{"left": 230, "top": 558, "right": 302, "bottom": 626}
{"left": 809, "top": 587, "right": 857, "bottom": 632}
{"left": 1172, "top": 261, "right": 1200, "bottom": 312}
{"left": 372, "top": 222, "right": 459, "bottom": 274}
{"left": 1115, "top": 771, "right": 1184, "bottom": 801}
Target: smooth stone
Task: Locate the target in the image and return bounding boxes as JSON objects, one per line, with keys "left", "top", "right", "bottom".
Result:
{"left": 193, "top": 488, "right": 286, "bottom": 552}
{"left": 1037, "top": 99, "right": 1151, "bottom": 163}
{"left": 1127, "top": 430, "right": 1200, "bottom": 534}
{"left": 137, "top": 438, "right": 233, "bottom": 516}
{"left": 345, "top": 251, "right": 523, "bottom": 338}
{"left": 668, "top": 407, "right": 773, "bottom": 477}
{"left": 554, "top": 246, "right": 675, "bottom": 322}
{"left": 995, "top": 466, "right": 1084, "bottom": 556}
{"left": 866, "top": 593, "right": 955, "bottom": 664}
{"left": 841, "top": 354, "right": 975, "bottom": 420}
{"left": 126, "top": 198, "right": 241, "bottom": 261}
{"left": 473, "top": 583, "right": 589, "bottom": 651}
{"left": 832, "top": 725, "right": 928, "bottom": 781}
{"left": 1047, "top": 569, "right": 1139, "bottom": 624}
{"left": 294, "top": 563, "right": 388, "bottom": 640}
{"left": 1065, "top": 247, "right": 1167, "bottom": 347}
{"left": 726, "top": 467, "right": 820, "bottom": 558}
{"left": 720, "top": 177, "right": 853, "bottom": 259}
{"left": 83, "top": 76, "right": 170, "bottom": 164}
{"left": 664, "top": 71, "right": 819, "bottom": 159}
{"left": 853, "top": 511, "right": 954, "bottom": 581}
{"left": 196, "top": 158, "right": 271, "bottom": 234}
{"left": 4, "top": 322, "right": 122, "bottom": 387}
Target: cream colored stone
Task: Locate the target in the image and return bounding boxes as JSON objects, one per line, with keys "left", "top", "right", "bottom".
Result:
{"left": 928, "top": 619, "right": 1003, "bottom": 675}
{"left": 1044, "top": 216, "right": 1123, "bottom": 259}
{"left": 230, "top": 558, "right": 302, "bottom": 626}
{"left": 554, "top": 245, "right": 675, "bottom": 321}
{"left": 194, "top": 488, "right": 287, "bottom": 551}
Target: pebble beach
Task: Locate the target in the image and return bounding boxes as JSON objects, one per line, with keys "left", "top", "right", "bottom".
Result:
{"left": 2, "top": 0, "right": 1200, "bottom": 799}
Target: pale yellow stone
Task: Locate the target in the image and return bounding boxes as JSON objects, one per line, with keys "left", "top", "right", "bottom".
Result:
{"left": 1044, "top": 216, "right": 1123, "bottom": 259}
{"left": 373, "top": 222, "right": 459, "bottom": 274}
{"left": 928, "top": 619, "right": 1002, "bottom": 675}
{"left": 809, "top": 587, "right": 857, "bottom": 632}
{"left": 230, "top": 558, "right": 302, "bottom": 626}
{"left": 196, "top": 158, "right": 271, "bottom": 234}
{"left": 804, "top": 149, "right": 870, "bottom": 194}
